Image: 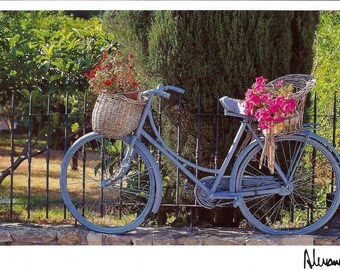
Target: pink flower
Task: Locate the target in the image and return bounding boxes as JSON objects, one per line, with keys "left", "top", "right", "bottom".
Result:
{"left": 275, "top": 96, "right": 286, "bottom": 106}
{"left": 261, "top": 93, "right": 272, "bottom": 103}
{"left": 268, "top": 102, "right": 280, "bottom": 114}
{"left": 255, "top": 76, "right": 267, "bottom": 89}
{"left": 255, "top": 108, "right": 273, "bottom": 123}
{"left": 274, "top": 116, "right": 285, "bottom": 123}
{"left": 250, "top": 94, "right": 261, "bottom": 105}
{"left": 275, "top": 80, "right": 284, "bottom": 87}
{"left": 283, "top": 98, "right": 296, "bottom": 114}
{"left": 259, "top": 122, "right": 269, "bottom": 130}
{"left": 245, "top": 89, "right": 262, "bottom": 106}
{"left": 243, "top": 76, "right": 295, "bottom": 131}
{"left": 244, "top": 102, "right": 255, "bottom": 116}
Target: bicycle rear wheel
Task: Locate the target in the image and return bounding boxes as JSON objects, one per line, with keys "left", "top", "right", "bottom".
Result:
{"left": 60, "top": 132, "right": 156, "bottom": 234}
{"left": 236, "top": 134, "right": 340, "bottom": 235}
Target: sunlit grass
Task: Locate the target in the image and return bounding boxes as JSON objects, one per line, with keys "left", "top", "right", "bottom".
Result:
{"left": 0, "top": 132, "right": 70, "bottom": 223}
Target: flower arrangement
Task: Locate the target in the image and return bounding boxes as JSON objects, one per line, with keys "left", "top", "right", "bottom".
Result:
{"left": 244, "top": 76, "right": 297, "bottom": 131}
{"left": 84, "top": 50, "right": 139, "bottom": 100}
{"left": 244, "top": 76, "right": 298, "bottom": 173}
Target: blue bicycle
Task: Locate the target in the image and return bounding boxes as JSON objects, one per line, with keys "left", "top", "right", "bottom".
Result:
{"left": 60, "top": 75, "right": 340, "bottom": 235}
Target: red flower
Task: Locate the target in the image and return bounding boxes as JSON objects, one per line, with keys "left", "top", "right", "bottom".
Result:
{"left": 83, "top": 73, "right": 89, "bottom": 78}
{"left": 88, "top": 69, "right": 96, "bottom": 79}
{"left": 104, "top": 79, "right": 112, "bottom": 86}
{"left": 84, "top": 51, "right": 139, "bottom": 99}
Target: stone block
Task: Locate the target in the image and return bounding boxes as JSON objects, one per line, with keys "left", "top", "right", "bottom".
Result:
{"left": 11, "top": 228, "right": 57, "bottom": 245}
{"left": 280, "top": 235, "right": 314, "bottom": 245}
{"left": 87, "top": 232, "right": 103, "bottom": 245}
{"left": 314, "top": 237, "right": 340, "bottom": 245}
{"left": 103, "top": 235, "right": 133, "bottom": 245}
{"left": 246, "top": 236, "right": 280, "bottom": 245}
{"left": 202, "top": 236, "right": 246, "bottom": 245}
{"left": 132, "top": 234, "right": 154, "bottom": 245}
{"left": 0, "top": 230, "right": 13, "bottom": 244}
{"left": 176, "top": 236, "right": 204, "bottom": 245}
{"left": 57, "top": 229, "right": 82, "bottom": 245}
{"left": 150, "top": 234, "right": 179, "bottom": 245}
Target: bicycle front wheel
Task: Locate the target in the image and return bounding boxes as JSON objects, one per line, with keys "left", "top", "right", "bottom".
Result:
{"left": 236, "top": 134, "right": 340, "bottom": 235}
{"left": 60, "top": 132, "right": 156, "bottom": 234}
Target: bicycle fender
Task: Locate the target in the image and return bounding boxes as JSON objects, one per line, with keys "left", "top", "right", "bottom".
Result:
{"left": 124, "top": 136, "right": 163, "bottom": 214}
{"left": 307, "top": 132, "right": 340, "bottom": 162}
{"left": 230, "top": 139, "right": 259, "bottom": 193}
{"left": 230, "top": 131, "right": 340, "bottom": 194}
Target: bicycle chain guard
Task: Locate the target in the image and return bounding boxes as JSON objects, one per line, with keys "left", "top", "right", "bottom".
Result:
{"left": 194, "top": 176, "right": 230, "bottom": 209}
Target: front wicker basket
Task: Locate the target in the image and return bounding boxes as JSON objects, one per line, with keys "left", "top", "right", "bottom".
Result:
{"left": 92, "top": 93, "right": 145, "bottom": 139}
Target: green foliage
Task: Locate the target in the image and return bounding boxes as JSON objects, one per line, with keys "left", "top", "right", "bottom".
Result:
{"left": 0, "top": 11, "right": 115, "bottom": 96}
{"left": 312, "top": 11, "right": 340, "bottom": 148}
{"left": 0, "top": 11, "right": 116, "bottom": 148}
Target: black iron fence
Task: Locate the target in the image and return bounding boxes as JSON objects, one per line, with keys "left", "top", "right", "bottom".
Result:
{"left": 0, "top": 89, "right": 339, "bottom": 226}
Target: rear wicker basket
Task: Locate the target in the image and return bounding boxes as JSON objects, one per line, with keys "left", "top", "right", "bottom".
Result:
{"left": 264, "top": 74, "right": 316, "bottom": 137}
{"left": 258, "top": 74, "right": 316, "bottom": 173}
{"left": 92, "top": 93, "right": 145, "bottom": 139}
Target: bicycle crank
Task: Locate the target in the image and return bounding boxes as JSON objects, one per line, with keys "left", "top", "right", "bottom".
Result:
{"left": 194, "top": 176, "right": 230, "bottom": 209}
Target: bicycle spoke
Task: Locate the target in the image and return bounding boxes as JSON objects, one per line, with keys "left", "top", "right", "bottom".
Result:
{"left": 61, "top": 133, "right": 155, "bottom": 233}
{"left": 238, "top": 135, "right": 340, "bottom": 234}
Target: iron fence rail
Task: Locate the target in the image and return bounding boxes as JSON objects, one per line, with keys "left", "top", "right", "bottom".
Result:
{"left": 0, "top": 89, "right": 339, "bottom": 223}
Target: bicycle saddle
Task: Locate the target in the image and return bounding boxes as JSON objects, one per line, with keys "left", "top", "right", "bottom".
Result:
{"left": 219, "top": 96, "right": 246, "bottom": 117}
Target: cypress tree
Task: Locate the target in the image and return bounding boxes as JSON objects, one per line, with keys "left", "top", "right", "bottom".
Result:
{"left": 103, "top": 11, "right": 319, "bottom": 208}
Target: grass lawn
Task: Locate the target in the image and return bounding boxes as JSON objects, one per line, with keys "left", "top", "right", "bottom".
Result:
{"left": 0, "top": 132, "right": 75, "bottom": 224}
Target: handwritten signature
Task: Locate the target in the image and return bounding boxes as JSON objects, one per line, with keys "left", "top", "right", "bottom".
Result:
{"left": 304, "top": 249, "right": 340, "bottom": 269}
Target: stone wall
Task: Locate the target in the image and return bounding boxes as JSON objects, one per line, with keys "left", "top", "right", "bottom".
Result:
{"left": 0, "top": 223, "right": 339, "bottom": 245}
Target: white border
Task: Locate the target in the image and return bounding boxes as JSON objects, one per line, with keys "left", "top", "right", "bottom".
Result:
{"left": 1, "top": 246, "right": 340, "bottom": 270}
{"left": 0, "top": 3, "right": 338, "bottom": 270}
{"left": 0, "top": 1, "right": 339, "bottom": 10}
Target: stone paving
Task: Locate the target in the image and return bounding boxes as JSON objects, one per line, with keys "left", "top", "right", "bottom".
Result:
{"left": 0, "top": 223, "right": 339, "bottom": 245}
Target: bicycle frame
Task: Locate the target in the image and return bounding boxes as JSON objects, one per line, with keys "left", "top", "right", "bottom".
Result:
{"left": 119, "top": 94, "right": 291, "bottom": 202}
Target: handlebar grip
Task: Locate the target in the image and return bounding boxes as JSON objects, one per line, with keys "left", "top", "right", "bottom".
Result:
{"left": 165, "top": 85, "right": 185, "bottom": 94}
{"left": 158, "top": 91, "right": 170, "bottom": 99}
{"left": 141, "top": 89, "right": 170, "bottom": 98}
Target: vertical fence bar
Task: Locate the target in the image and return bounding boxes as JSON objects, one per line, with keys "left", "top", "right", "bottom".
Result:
{"left": 82, "top": 90, "right": 88, "bottom": 217}
{"left": 119, "top": 141, "right": 125, "bottom": 219}
{"left": 45, "top": 94, "right": 51, "bottom": 219}
{"left": 81, "top": 90, "right": 88, "bottom": 218}
{"left": 175, "top": 96, "right": 182, "bottom": 206}
{"left": 331, "top": 91, "right": 337, "bottom": 193}
{"left": 158, "top": 98, "right": 163, "bottom": 167}
{"left": 81, "top": 141, "right": 86, "bottom": 218}
{"left": 195, "top": 93, "right": 201, "bottom": 178}
{"left": 64, "top": 92, "right": 69, "bottom": 219}
{"left": 311, "top": 92, "right": 317, "bottom": 223}
{"left": 332, "top": 91, "right": 337, "bottom": 148}
{"left": 27, "top": 91, "right": 33, "bottom": 219}
{"left": 9, "top": 89, "right": 15, "bottom": 219}
{"left": 83, "top": 90, "right": 88, "bottom": 136}
{"left": 214, "top": 95, "right": 220, "bottom": 172}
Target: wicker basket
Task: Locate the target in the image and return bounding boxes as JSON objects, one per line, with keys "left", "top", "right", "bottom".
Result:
{"left": 265, "top": 74, "right": 315, "bottom": 136}
{"left": 258, "top": 74, "right": 316, "bottom": 173}
{"left": 92, "top": 93, "right": 145, "bottom": 139}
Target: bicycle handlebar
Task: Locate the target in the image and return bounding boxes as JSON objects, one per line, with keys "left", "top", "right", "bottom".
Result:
{"left": 164, "top": 85, "right": 185, "bottom": 94}
{"left": 141, "top": 84, "right": 185, "bottom": 99}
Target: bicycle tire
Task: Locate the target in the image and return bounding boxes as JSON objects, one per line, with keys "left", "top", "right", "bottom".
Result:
{"left": 235, "top": 134, "right": 340, "bottom": 235}
{"left": 60, "top": 132, "right": 156, "bottom": 234}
